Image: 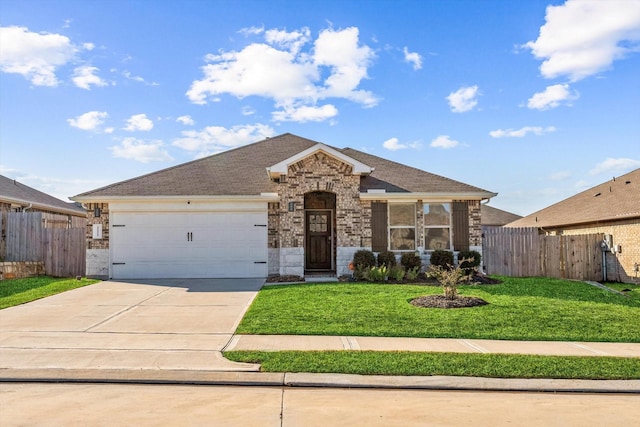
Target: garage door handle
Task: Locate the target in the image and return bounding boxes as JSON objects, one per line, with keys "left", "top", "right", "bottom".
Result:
{"left": 254, "top": 261, "right": 267, "bottom": 264}
{"left": 254, "top": 224, "right": 267, "bottom": 227}
{"left": 112, "top": 262, "right": 126, "bottom": 265}
{"left": 187, "top": 232, "right": 193, "bottom": 241}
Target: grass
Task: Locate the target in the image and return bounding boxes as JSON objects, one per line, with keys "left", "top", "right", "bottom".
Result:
{"left": 236, "top": 277, "right": 640, "bottom": 342}
{"left": 0, "top": 276, "right": 100, "bottom": 309}
{"left": 225, "top": 350, "right": 640, "bottom": 380}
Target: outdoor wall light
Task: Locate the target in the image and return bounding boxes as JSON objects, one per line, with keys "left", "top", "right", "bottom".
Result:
{"left": 288, "top": 201, "right": 296, "bottom": 212}
{"left": 94, "top": 207, "right": 101, "bottom": 217}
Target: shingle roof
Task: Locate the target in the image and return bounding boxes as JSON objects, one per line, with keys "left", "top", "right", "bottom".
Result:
{"left": 73, "top": 133, "right": 495, "bottom": 199}
{"left": 481, "top": 205, "right": 522, "bottom": 226}
{"left": 0, "top": 175, "right": 86, "bottom": 216}
{"left": 506, "top": 168, "right": 640, "bottom": 228}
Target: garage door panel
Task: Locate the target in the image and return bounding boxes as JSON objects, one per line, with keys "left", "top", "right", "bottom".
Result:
{"left": 111, "top": 211, "right": 267, "bottom": 279}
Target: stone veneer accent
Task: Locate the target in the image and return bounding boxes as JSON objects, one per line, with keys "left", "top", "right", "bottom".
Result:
{"left": 0, "top": 261, "right": 45, "bottom": 280}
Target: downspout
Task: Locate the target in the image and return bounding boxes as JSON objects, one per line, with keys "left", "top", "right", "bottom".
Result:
{"left": 600, "top": 240, "right": 608, "bottom": 282}
{"left": 22, "top": 203, "right": 32, "bottom": 212}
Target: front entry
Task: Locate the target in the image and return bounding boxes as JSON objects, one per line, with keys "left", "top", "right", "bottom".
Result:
{"left": 305, "top": 210, "right": 332, "bottom": 270}
{"left": 304, "top": 191, "right": 336, "bottom": 272}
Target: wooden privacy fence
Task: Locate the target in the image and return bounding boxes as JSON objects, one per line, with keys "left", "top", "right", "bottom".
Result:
{"left": 482, "top": 226, "right": 603, "bottom": 281}
{"left": 4, "top": 212, "right": 86, "bottom": 277}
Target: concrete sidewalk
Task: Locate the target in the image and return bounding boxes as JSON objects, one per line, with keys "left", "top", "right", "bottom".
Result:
{"left": 226, "top": 335, "right": 640, "bottom": 358}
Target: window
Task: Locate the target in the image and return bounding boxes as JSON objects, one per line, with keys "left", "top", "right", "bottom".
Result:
{"left": 389, "top": 203, "right": 415, "bottom": 251}
{"left": 424, "top": 203, "right": 451, "bottom": 250}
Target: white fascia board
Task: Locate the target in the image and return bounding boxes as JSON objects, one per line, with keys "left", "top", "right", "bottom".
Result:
{"left": 0, "top": 196, "right": 86, "bottom": 217}
{"left": 267, "top": 143, "right": 372, "bottom": 179}
{"left": 71, "top": 194, "right": 281, "bottom": 204}
{"left": 359, "top": 191, "right": 498, "bottom": 201}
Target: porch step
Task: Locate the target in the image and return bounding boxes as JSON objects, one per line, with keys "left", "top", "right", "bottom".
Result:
{"left": 305, "top": 274, "right": 338, "bottom": 283}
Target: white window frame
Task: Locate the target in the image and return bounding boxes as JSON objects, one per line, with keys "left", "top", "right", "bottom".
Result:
{"left": 388, "top": 202, "right": 416, "bottom": 252}
{"left": 423, "top": 202, "right": 452, "bottom": 251}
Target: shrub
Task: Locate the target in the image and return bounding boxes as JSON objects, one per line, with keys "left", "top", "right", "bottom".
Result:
{"left": 400, "top": 252, "right": 422, "bottom": 271}
{"left": 353, "top": 250, "right": 376, "bottom": 270}
{"left": 458, "top": 250, "right": 481, "bottom": 274}
{"left": 405, "top": 267, "right": 420, "bottom": 281}
{"left": 430, "top": 250, "right": 454, "bottom": 269}
{"left": 364, "top": 265, "right": 388, "bottom": 282}
{"left": 377, "top": 250, "right": 397, "bottom": 268}
{"left": 353, "top": 250, "right": 376, "bottom": 280}
{"left": 388, "top": 265, "right": 405, "bottom": 281}
{"left": 427, "top": 259, "right": 473, "bottom": 300}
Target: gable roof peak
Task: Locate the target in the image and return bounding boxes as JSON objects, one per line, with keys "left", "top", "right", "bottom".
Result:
{"left": 267, "top": 142, "right": 373, "bottom": 179}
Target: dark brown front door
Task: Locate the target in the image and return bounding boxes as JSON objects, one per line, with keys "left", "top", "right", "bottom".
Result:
{"left": 305, "top": 210, "right": 332, "bottom": 270}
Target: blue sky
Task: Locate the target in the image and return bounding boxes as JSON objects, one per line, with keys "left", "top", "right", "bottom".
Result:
{"left": 1, "top": 0, "right": 639, "bottom": 216}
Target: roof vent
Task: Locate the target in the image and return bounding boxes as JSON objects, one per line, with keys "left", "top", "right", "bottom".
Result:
{"left": 594, "top": 192, "right": 601, "bottom": 197}
{"left": 625, "top": 180, "right": 631, "bottom": 184}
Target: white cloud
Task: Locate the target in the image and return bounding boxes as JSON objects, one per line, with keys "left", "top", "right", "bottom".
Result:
{"left": 272, "top": 104, "right": 338, "bottom": 122}
{"left": 403, "top": 47, "right": 422, "bottom": 70}
{"left": 109, "top": 137, "right": 172, "bottom": 163}
{"left": 527, "top": 84, "right": 578, "bottom": 110}
{"left": 383, "top": 137, "right": 403, "bottom": 151}
{"left": 430, "top": 135, "right": 459, "bottom": 149}
{"left": 72, "top": 65, "right": 107, "bottom": 90}
{"left": 382, "top": 137, "right": 421, "bottom": 151}
{"left": 67, "top": 111, "right": 109, "bottom": 131}
{"left": 124, "top": 113, "right": 154, "bottom": 131}
{"left": 265, "top": 27, "right": 310, "bottom": 55}
{"left": 173, "top": 123, "right": 275, "bottom": 157}
{"left": 489, "top": 126, "right": 556, "bottom": 138}
{"left": 241, "top": 106, "right": 255, "bottom": 116}
{"left": 186, "top": 26, "right": 377, "bottom": 122}
{"left": 589, "top": 158, "right": 640, "bottom": 175}
{"left": 122, "top": 70, "right": 159, "bottom": 86}
{"left": 446, "top": 85, "right": 479, "bottom": 113}
{"left": 176, "top": 115, "right": 194, "bottom": 126}
{"left": 0, "top": 25, "right": 77, "bottom": 86}
{"left": 238, "top": 26, "right": 264, "bottom": 37}
{"left": 524, "top": 0, "right": 640, "bottom": 81}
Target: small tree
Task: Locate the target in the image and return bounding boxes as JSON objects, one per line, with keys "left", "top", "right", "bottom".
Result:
{"left": 427, "top": 257, "right": 475, "bottom": 300}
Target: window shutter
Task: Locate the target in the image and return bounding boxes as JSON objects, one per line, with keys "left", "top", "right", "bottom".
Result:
{"left": 371, "top": 202, "right": 388, "bottom": 252}
{"left": 452, "top": 201, "right": 469, "bottom": 251}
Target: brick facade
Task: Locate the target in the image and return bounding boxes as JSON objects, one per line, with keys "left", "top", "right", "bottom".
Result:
{"left": 85, "top": 203, "right": 109, "bottom": 250}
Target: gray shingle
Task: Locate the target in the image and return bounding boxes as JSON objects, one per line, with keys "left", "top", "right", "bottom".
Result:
{"left": 74, "top": 133, "right": 495, "bottom": 198}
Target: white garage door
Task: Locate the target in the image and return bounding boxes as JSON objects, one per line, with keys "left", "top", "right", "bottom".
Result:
{"left": 110, "top": 211, "right": 268, "bottom": 279}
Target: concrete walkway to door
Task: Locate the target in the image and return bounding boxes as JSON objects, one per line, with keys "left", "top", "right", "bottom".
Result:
{"left": 0, "top": 279, "right": 263, "bottom": 371}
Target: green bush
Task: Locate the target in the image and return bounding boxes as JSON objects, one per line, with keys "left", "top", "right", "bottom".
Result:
{"left": 377, "top": 250, "right": 397, "bottom": 268}
{"left": 400, "top": 252, "right": 422, "bottom": 271}
{"left": 405, "top": 267, "right": 420, "bottom": 281}
{"left": 430, "top": 250, "right": 454, "bottom": 269}
{"left": 353, "top": 250, "right": 376, "bottom": 269}
{"left": 364, "top": 266, "right": 388, "bottom": 282}
{"left": 388, "top": 265, "right": 406, "bottom": 281}
{"left": 458, "top": 250, "right": 481, "bottom": 273}
{"left": 353, "top": 250, "right": 376, "bottom": 280}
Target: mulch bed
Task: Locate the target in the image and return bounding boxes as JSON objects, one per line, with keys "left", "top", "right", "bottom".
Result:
{"left": 265, "top": 275, "right": 305, "bottom": 283}
{"left": 410, "top": 294, "right": 489, "bottom": 309}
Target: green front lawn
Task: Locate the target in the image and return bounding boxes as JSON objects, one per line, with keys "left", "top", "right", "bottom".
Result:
{"left": 0, "top": 276, "right": 100, "bottom": 309}
{"left": 225, "top": 351, "right": 640, "bottom": 379}
{"left": 236, "top": 277, "right": 640, "bottom": 342}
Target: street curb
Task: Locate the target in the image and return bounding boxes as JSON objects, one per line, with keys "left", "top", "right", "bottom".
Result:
{"left": 1, "top": 369, "right": 639, "bottom": 393}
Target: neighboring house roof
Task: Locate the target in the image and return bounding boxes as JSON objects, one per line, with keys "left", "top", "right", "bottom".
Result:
{"left": 0, "top": 175, "right": 86, "bottom": 217}
{"left": 73, "top": 133, "right": 496, "bottom": 200}
{"left": 506, "top": 168, "right": 640, "bottom": 228}
{"left": 481, "top": 205, "right": 522, "bottom": 226}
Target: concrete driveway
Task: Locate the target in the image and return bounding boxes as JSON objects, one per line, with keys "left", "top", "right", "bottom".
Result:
{"left": 0, "top": 278, "right": 263, "bottom": 371}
